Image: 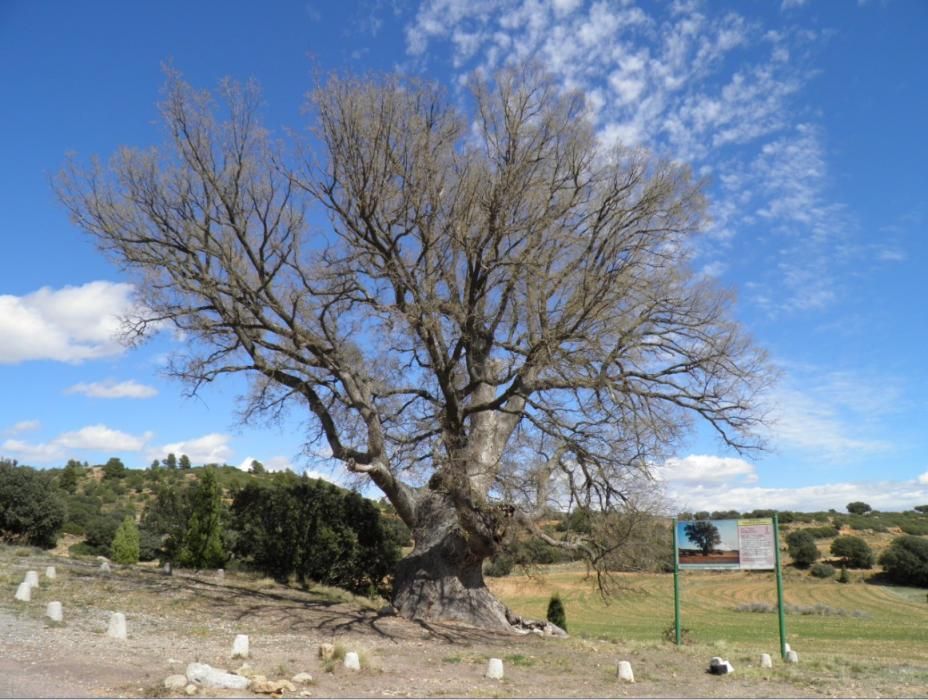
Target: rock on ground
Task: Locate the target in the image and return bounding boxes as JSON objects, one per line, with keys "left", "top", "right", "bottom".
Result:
{"left": 164, "top": 674, "right": 188, "bottom": 691}
{"left": 185, "top": 662, "right": 250, "bottom": 690}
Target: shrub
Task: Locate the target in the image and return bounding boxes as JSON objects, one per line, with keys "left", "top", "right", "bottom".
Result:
{"left": 830, "top": 535, "right": 874, "bottom": 569}
{"left": 546, "top": 593, "right": 567, "bottom": 632}
{"left": 83, "top": 514, "right": 124, "bottom": 556}
{"left": 846, "top": 501, "right": 871, "bottom": 515}
{"left": 804, "top": 526, "right": 839, "bottom": 539}
{"left": 179, "top": 467, "right": 226, "bottom": 568}
{"left": 111, "top": 516, "right": 140, "bottom": 564}
{"left": 230, "top": 474, "right": 401, "bottom": 595}
{"left": 0, "top": 463, "right": 66, "bottom": 548}
{"left": 484, "top": 554, "right": 514, "bottom": 577}
{"left": 138, "top": 527, "right": 162, "bottom": 562}
{"left": 879, "top": 535, "right": 928, "bottom": 588}
{"left": 810, "top": 562, "right": 835, "bottom": 578}
{"left": 900, "top": 522, "right": 928, "bottom": 536}
{"left": 786, "top": 530, "right": 819, "bottom": 569}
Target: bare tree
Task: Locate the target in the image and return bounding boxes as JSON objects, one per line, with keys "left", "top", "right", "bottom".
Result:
{"left": 57, "top": 65, "right": 771, "bottom": 632}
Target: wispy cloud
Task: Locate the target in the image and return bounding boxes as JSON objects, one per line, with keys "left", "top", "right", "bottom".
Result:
{"left": 403, "top": 1, "right": 865, "bottom": 318}
{"left": 0, "top": 281, "right": 139, "bottom": 364}
{"left": 764, "top": 366, "right": 902, "bottom": 459}
{"left": 2, "top": 419, "right": 40, "bottom": 436}
{"left": 65, "top": 379, "right": 158, "bottom": 399}
{"left": 665, "top": 475, "right": 928, "bottom": 512}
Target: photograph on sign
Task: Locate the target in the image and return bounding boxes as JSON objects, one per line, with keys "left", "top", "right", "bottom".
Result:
{"left": 677, "top": 518, "right": 775, "bottom": 570}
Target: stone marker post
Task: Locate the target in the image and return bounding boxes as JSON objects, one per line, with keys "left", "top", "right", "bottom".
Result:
{"left": 14, "top": 582, "right": 31, "bottom": 602}
{"left": 25, "top": 570, "right": 39, "bottom": 588}
{"left": 107, "top": 612, "right": 127, "bottom": 639}
{"left": 344, "top": 652, "right": 361, "bottom": 671}
{"left": 485, "top": 658, "right": 504, "bottom": 680}
{"left": 617, "top": 661, "right": 635, "bottom": 682}
{"left": 231, "top": 634, "right": 249, "bottom": 658}
{"left": 47, "top": 601, "right": 63, "bottom": 622}
{"left": 786, "top": 650, "right": 799, "bottom": 664}
{"left": 760, "top": 653, "right": 773, "bottom": 669}
{"left": 45, "top": 566, "right": 56, "bottom": 580}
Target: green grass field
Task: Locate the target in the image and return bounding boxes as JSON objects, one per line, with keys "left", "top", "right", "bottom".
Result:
{"left": 491, "top": 564, "right": 928, "bottom": 666}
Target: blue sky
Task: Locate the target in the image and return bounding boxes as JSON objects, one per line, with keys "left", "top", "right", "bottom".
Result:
{"left": 1, "top": 0, "right": 926, "bottom": 511}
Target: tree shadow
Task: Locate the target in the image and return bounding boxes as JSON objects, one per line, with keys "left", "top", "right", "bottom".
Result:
{"left": 63, "top": 561, "right": 514, "bottom": 646}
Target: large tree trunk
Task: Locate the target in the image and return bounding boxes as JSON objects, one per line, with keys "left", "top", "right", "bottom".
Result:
{"left": 392, "top": 492, "right": 515, "bottom": 631}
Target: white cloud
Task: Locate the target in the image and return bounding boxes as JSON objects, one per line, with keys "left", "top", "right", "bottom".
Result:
{"left": 658, "top": 454, "right": 758, "bottom": 484}
{"left": 918, "top": 472, "right": 928, "bottom": 486}
{"left": 1, "top": 423, "right": 152, "bottom": 464}
{"left": 2, "top": 420, "right": 40, "bottom": 436}
{"left": 666, "top": 478, "right": 928, "bottom": 513}
{"left": 0, "top": 439, "right": 66, "bottom": 464}
{"left": 55, "top": 424, "right": 151, "bottom": 451}
{"left": 65, "top": 379, "right": 158, "bottom": 399}
{"left": 0, "top": 281, "right": 140, "bottom": 364}
{"left": 236, "top": 455, "right": 293, "bottom": 473}
{"left": 157, "top": 433, "right": 233, "bottom": 465}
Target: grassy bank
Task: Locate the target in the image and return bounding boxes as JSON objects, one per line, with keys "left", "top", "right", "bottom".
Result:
{"left": 492, "top": 564, "right": 928, "bottom": 665}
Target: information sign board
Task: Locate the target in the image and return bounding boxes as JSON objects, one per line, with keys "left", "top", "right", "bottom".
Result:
{"left": 676, "top": 517, "right": 775, "bottom": 570}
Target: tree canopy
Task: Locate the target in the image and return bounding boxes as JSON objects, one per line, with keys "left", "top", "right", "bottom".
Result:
{"left": 56, "top": 65, "right": 771, "bottom": 630}
{"left": 683, "top": 520, "right": 721, "bottom": 555}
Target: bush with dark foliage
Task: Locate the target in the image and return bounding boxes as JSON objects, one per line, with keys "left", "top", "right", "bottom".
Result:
{"left": 830, "top": 535, "right": 874, "bottom": 569}
{"left": 879, "top": 536, "right": 928, "bottom": 588}
{"left": 786, "top": 530, "right": 820, "bottom": 569}
{"left": 230, "top": 474, "right": 401, "bottom": 595}
{"left": 0, "top": 461, "right": 66, "bottom": 548}
{"left": 546, "top": 592, "right": 567, "bottom": 632}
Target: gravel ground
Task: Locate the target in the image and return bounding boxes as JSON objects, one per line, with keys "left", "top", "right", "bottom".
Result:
{"left": 2, "top": 548, "right": 920, "bottom": 698}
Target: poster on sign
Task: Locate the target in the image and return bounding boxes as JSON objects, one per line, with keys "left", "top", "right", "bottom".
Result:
{"left": 676, "top": 518, "right": 776, "bottom": 570}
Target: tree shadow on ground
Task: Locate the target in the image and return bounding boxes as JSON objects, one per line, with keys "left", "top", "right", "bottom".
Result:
{"left": 59, "top": 559, "right": 510, "bottom": 646}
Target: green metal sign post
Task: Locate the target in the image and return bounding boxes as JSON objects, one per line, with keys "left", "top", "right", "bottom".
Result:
{"left": 672, "top": 518, "right": 681, "bottom": 646}
{"left": 773, "top": 513, "right": 788, "bottom": 660}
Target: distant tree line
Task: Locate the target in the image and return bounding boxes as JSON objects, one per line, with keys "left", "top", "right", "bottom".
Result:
{"left": 3, "top": 457, "right": 928, "bottom": 592}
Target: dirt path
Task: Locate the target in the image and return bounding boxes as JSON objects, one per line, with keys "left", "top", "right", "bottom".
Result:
{"left": 0, "top": 549, "right": 917, "bottom": 698}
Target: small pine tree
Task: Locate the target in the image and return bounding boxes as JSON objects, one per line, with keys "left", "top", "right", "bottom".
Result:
{"left": 111, "top": 516, "right": 140, "bottom": 564}
{"left": 179, "top": 467, "right": 225, "bottom": 568}
{"left": 546, "top": 592, "right": 567, "bottom": 632}
{"left": 837, "top": 565, "right": 850, "bottom": 584}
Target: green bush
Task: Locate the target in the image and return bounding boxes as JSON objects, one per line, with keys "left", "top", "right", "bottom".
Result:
{"left": 786, "top": 530, "right": 819, "bottom": 569}
{"left": 837, "top": 566, "right": 849, "bottom": 583}
{"left": 830, "top": 535, "right": 874, "bottom": 569}
{"left": 111, "top": 516, "right": 140, "bottom": 564}
{"left": 804, "top": 526, "right": 840, "bottom": 539}
{"left": 179, "top": 467, "right": 225, "bottom": 568}
{"left": 138, "top": 527, "right": 162, "bottom": 562}
{"left": 546, "top": 593, "right": 567, "bottom": 632}
{"left": 83, "top": 514, "right": 123, "bottom": 556}
{"left": 0, "top": 463, "right": 66, "bottom": 548}
{"left": 879, "top": 536, "right": 928, "bottom": 587}
{"left": 810, "top": 562, "right": 835, "bottom": 578}
{"left": 229, "top": 474, "right": 401, "bottom": 595}
{"left": 484, "top": 554, "right": 514, "bottom": 577}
